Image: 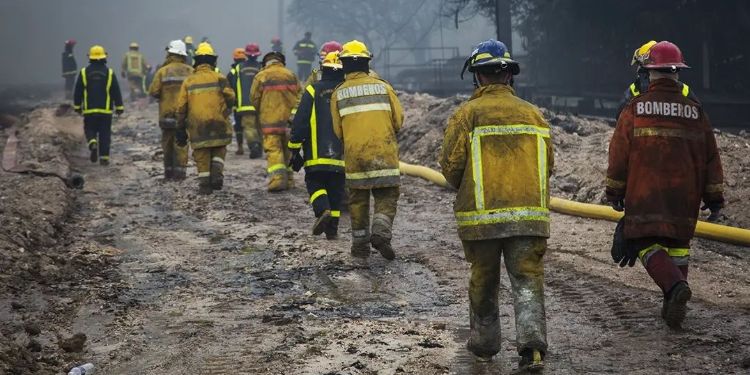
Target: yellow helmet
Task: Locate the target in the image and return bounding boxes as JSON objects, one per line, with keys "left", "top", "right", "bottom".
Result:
{"left": 129, "top": 42, "right": 139, "bottom": 49}
{"left": 88, "top": 45, "right": 107, "bottom": 60}
{"left": 321, "top": 51, "right": 342, "bottom": 69}
{"left": 195, "top": 42, "right": 216, "bottom": 56}
{"left": 631, "top": 40, "right": 657, "bottom": 66}
{"left": 339, "top": 40, "right": 372, "bottom": 59}
{"left": 184, "top": 35, "right": 194, "bottom": 44}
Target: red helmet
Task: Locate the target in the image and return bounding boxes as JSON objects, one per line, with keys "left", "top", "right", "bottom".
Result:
{"left": 245, "top": 43, "right": 261, "bottom": 57}
{"left": 271, "top": 37, "right": 281, "bottom": 44}
{"left": 65, "top": 39, "right": 76, "bottom": 46}
{"left": 642, "top": 41, "right": 690, "bottom": 70}
{"left": 319, "top": 41, "right": 343, "bottom": 59}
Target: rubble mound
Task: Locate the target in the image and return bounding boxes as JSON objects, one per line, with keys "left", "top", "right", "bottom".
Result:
{"left": 397, "top": 92, "right": 750, "bottom": 228}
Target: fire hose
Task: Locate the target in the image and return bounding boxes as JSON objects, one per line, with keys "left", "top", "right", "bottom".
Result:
{"left": 398, "top": 161, "right": 750, "bottom": 247}
{"left": 2, "top": 129, "right": 84, "bottom": 189}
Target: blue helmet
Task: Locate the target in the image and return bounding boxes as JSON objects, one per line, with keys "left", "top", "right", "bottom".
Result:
{"left": 461, "top": 39, "right": 520, "bottom": 79}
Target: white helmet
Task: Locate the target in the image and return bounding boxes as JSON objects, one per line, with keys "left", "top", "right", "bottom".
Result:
{"left": 166, "top": 40, "right": 187, "bottom": 56}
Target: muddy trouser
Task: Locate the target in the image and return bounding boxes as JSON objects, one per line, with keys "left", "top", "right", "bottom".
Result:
{"left": 64, "top": 75, "right": 75, "bottom": 99}
{"left": 161, "top": 128, "right": 188, "bottom": 177}
{"left": 633, "top": 237, "right": 689, "bottom": 295}
{"left": 192, "top": 146, "right": 226, "bottom": 189}
{"left": 463, "top": 237, "right": 548, "bottom": 357}
{"left": 348, "top": 187, "right": 399, "bottom": 248}
{"left": 297, "top": 62, "right": 312, "bottom": 83}
{"left": 240, "top": 113, "right": 262, "bottom": 147}
{"left": 306, "top": 171, "right": 345, "bottom": 232}
{"left": 84, "top": 114, "right": 112, "bottom": 161}
{"left": 263, "top": 133, "right": 291, "bottom": 190}
{"left": 127, "top": 75, "right": 145, "bottom": 98}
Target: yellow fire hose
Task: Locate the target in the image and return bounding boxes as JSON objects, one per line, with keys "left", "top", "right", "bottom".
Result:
{"left": 399, "top": 161, "right": 750, "bottom": 247}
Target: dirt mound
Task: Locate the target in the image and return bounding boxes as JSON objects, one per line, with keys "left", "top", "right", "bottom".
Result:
{"left": 397, "top": 92, "right": 750, "bottom": 228}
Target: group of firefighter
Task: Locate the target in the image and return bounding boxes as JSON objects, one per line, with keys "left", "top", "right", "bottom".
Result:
{"left": 63, "top": 32, "right": 725, "bottom": 372}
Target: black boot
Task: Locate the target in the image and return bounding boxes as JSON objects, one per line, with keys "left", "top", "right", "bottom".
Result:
{"left": 89, "top": 141, "right": 98, "bottom": 163}
{"left": 210, "top": 161, "right": 223, "bottom": 190}
{"left": 325, "top": 218, "right": 339, "bottom": 240}
{"left": 198, "top": 177, "right": 212, "bottom": 195}
{"left": 370, "top": 213, "right": 395, "bottom": 260}
{"left": 663, "top": 281, "right": 692, "bottom": 329}
{"left": 517, "top": 349, "right": 545, "bottom": 373}
{"left": 248, "top": 142, "right": 262, "bottom": 159}
{"left": 312, "top": 210, "right": 332, "bottom": 236}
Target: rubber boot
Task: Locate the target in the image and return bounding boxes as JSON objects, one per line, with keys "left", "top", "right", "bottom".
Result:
{"left": 173, "top": 167, "right": 186, "bottom": 181}
{"left": 325, "top": 218, "right": 339, "bottom": 240}
{"left": 287, "top": 169, "right": 295, "bottom": 189}
{"left": 164, "top": 167, "right": 174, "bottom": 180}
{"left": 370, "top": 213, "right": 395, "bottom": 260}
{"left": 517, "top": 349, "right": 545, "bottom": 373}
{"left": 312, "top": 210, "right": 332, "bottom": 236}
{"left": 198, "top": 177, "right": 212, "bottom": 195}
{"left": 644, "top": 250, "right": 688, "bottom": 328}
{"left": 466, "top": 308, "right": 500, "bottom": 362}
{"left": 248, "top": 142, "right": 262, "bottom": 159}
{"left": 89, "top": 141, "right": 98, "bottom": 163}
{"left": 99, "top": 158, "right": 110, "bottom": 166}
{"left": 351, "top": 231, "right": 371, "bottom": 258}
{"left": 235, "top": 133, "right": 244, "bottom": 155}
{"left": 663, "top": 281, "right": 692, "bottom": 329}
{"left": 268, "top": 174, "right": 287, "bottom": 192}
{"left": 210, "top": 161, "right": 223, "bottom": 190}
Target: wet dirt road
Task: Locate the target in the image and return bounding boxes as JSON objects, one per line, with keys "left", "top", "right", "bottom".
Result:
{"left": 52, "top": 104, "right": 750, "bottom": 374}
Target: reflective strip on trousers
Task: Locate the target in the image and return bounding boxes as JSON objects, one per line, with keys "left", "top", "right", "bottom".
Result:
{"left": 470, "top": 125, "right": 550, "bottom": 211}
{"left": 455, "top": 207, "right": 550, "bottom": 227}
{"left": 267, "top": 163, "right": 286, "bottom": 175}
{"left": 638, "top": 244, "right": 690, "bottom": 265}
{"left": 346, "top": 168, "right": 400, "bottom": 180}
{"left": 331, "top": 210, "right": 341, "bottom": 218}
{"left": 310, "top": 189, "right": 327, "bottom": 203}
{"left": 198, "top": 171, "right": 210, "bottom": 177}
{"left": 211, "top": 157, "right": 224, "bottom": 165}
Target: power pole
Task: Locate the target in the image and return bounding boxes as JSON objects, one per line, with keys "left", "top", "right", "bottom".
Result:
{"left": 495, "top": 0, "right": 512, "bottom": 53}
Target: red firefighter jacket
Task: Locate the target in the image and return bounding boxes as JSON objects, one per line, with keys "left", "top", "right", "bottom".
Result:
{"left": 606, "top": 78, "right": 724, "bottom": 241}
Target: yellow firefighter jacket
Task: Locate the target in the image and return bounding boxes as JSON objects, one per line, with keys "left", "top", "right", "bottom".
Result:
{"left": 175, "top": 64, "right": 235, "bottom": 149}
{"left": 249, "top": 62, "right": 300, "bottom": 135}
{"left": 331, "top": 72, "right": 404, "bottom": 189}
{"left": 148, "top": 55, "right": 193, "bottom": 128}
{"left": 122, "top": 51, "right": 147, "bottom": 77}
{"left": 440, "top": 84, "right": 554, "bottom": 241}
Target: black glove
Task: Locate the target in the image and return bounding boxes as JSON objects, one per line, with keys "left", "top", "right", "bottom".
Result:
{"left": 611, "top": 218, "right": 638, "bottom": 267}
{"left": 175, "top": 129, "right": 188, "bottom": 147}
{"left": 74, "top": 108, "right": 82, "bottom": 115}
{"left": 289, "top": 150, "right": 304, "bottom": 172}
{"left": 115, "top": 108, "right": 124, "bottom": 116}
{"left": 611, "top": 199, "right": 625, "bottom": 212}
{"left": 701, "top": 202, "right": 723, "bottom": 222}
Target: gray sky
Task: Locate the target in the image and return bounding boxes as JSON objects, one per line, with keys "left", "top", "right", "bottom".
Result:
{"left": 0, "top": 0, "right": 495, "bottom": 86}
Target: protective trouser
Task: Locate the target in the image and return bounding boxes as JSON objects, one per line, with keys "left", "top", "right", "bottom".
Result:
{"left": 127, "top": 76, "right": 145, "bottom": 99}
{"left": 306, "top": 171, "right": 345, "bottom": 234}
{"left": 634, "top": 237, "right": 690, "bottom": 295}
{"left": 240, "top": 113, "right": 262, "bottom": 149}
{"left": 64, "top": 76, "right": 75, "bottom": 100}
{"left": 297, "top": 62, "right": 312, "bottom": 83}
{"left": 193, "top": 146, "right": 227, "bottom": 191}
{"left": 233, "top": 113, "right": 244, "bottom": 153}
{"left": 263, "top": 134, "right": 292, "bottom": 191}
{"left": 84, "top": 115, "right": 112, "bottom": 162}
{"left": 463, "top": 237, "right": 548, "bottom": 358}
{"left": 161, "top": 129, "right": 188, "bottom": 179}
{"left": 348, "top": 187, "right": 399, "bottom": 252}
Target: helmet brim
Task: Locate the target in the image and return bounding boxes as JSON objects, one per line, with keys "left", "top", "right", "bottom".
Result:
{"left": 643, "top": 62, "right": 690, "bottom": 70}
{"left": 468, "top": 57, "right": 520, "bottom": 75}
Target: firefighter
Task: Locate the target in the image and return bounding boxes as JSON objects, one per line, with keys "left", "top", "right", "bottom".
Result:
{"left": 331, "top": 40, "right": 404, "bottom": 260}
{"left": 175, "top": 42, "right": 235, "bottom": 195}
{"left": 62, "top": 39, "right": 78, "bottom": 100}
{"left": 300, "top": 41, "right": 343, "bottom": 88}
{"left": 271, "top": 37, "right": 283, "bottom": 54}
{"left": 250, "top": 51, "right": 300, "bottom": 192}
{"left": 227, "top": 44, "right": 263, "bottom": 159}
{"left": 148, "top": 40, "right": 193, "bottom": 180}
{"left": 121, "top": 42, "right": 149, "bottom": 99}
{"left": 440, "top": 39, "right": 552, "bottom": 371}
{"left": 228, "top": 48, "right": 248, "bottom": 155}
{"left": 184, "top": 36, "right": 195, "bottom": 65}
{"left": 73, "top": 45, "right": 125, "bottom": 166}
{"left": 293, "top": 31, "right": 317, "bottom": 82}
{"left": 617, "top": 40, "right": 699, "bottom": 117}
{"left": 606, "top": 41, "right": 725, "bottom": 329}
{"left": 289, "top": 52, "right": 346, "bottom": 239}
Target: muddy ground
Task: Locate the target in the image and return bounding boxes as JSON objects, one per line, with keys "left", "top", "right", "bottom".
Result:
{"left": 1, "top": 95, "right": 749, "bottom": 374}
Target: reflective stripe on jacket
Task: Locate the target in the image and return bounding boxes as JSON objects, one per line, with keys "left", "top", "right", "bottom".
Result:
{"left": 289, "top": 70, "right": 345, "bottom": 173}
{"left": 331, "top": 72, "right": 403, "bottom": 189}
{"left": 148, "top": 55, "right": 193, "bottom": 128}
{"left": 175, "top": 64, "right": 235, "bottom": 149}
{"left": 607, "top": 78, "right": 724, "bottom": 241}
{"left": 250, "top": 62, "right": 300, "bottom": 135}
{"left": 440, "top": 84, "right": 553, "bottom": 241}
{"left": 73, "top": 62, "right": 124, "bottom": 115}
{"left": 294, "top": 39, "right": 317, "bottom": 63}
{"left": 228, "top": 60, "right": 261, "bottom": 114}
{"left": 122, "top": 51, "right": 147, "bottom": 77}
